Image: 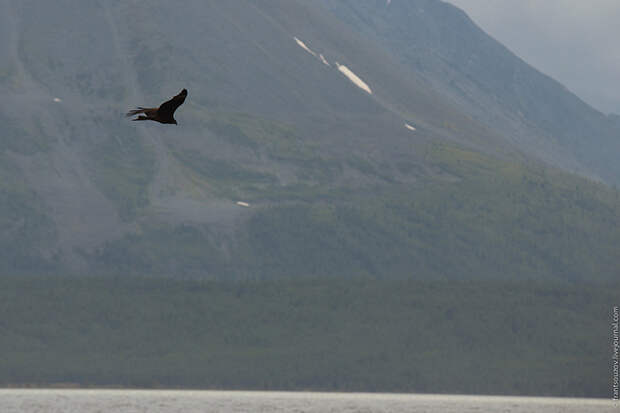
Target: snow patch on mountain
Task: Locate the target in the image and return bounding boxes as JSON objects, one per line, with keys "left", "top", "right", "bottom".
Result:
{"left": 335, "top": 63, "right": 373, "bottom": 94}
{"left": 293, "top": 36, "right": 371, "bottom": 94}
{"left": 294, "top": 37, "right": 331, "bottom": 67}
{"left": 294, "top": 37, "right": 317, "bottom": 58}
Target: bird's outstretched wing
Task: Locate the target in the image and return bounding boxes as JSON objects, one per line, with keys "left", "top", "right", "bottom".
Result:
{"left": 158, "top": 89, "right": 188, "bottom": 119}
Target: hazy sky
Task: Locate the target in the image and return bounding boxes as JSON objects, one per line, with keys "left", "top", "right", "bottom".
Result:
{"left": 446, "top": 0, "right": 620, "bottom": 115}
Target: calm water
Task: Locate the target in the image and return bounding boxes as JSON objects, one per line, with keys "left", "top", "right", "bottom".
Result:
{"left": 0, "top": 389, "right": 615, "bottom": 413}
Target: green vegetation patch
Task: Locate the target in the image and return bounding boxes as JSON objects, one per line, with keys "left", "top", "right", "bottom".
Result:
{"left": 233, "top": 143, "right": 620, "bottom": 281}
{"left": 84, "top": 139, "right": 620, "bottom": 282}
{"left": 197, "top": 111, "right": 342, "bottom": 184}
{"left": 172, "top": 149, "right": 277, "bottom": 199}
{"left": 236, "top": 202, "right": 417, "bottom": 279}
{"left": 172, "top": 111, "right": 344, "bottom": 199}
{"left": 207, "top": 113, "right": 311, "bottom": 160}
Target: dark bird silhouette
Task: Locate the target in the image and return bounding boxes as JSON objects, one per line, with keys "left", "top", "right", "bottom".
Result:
{"left": 126, "top": 89, "right": 188, "bottom": 124}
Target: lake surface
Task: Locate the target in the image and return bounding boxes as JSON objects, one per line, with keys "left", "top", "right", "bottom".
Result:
{"left": 0, "top": 389, "right": 615, "bottom": 412}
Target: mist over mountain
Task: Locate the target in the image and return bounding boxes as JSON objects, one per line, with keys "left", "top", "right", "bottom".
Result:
{"left": 1, "top": 0, "right": 619, "bottom": 279}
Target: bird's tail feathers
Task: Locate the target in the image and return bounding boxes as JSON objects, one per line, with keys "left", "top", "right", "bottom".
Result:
{"left": 131, "top": 115, "right": 149, "bottom": 121}
{"left": 126, "top": 108, "right": 147, "bottom": 117}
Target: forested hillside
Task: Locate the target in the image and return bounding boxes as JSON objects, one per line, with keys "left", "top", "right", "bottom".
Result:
{"left": 1, "top": 276, "right": 615, "bottom": 397}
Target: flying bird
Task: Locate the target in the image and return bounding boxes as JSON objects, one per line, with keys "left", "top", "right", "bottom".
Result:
{"left": 126, "top": 88, "right": 187, "bottom": 124}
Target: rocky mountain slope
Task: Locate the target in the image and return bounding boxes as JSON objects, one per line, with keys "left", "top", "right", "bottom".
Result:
{"left": 322, "top": 0, "right": 620, "bottom": 183}
{"left": 1, "top": 0, "right": 618, "bottom": 279}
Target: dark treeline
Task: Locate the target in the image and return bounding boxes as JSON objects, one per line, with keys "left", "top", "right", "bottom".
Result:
{"left": 0, "top": 275, "right": 615, "bottom": 397}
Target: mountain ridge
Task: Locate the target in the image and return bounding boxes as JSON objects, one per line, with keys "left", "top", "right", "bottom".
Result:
{"left": 321, "top": 0, "right": 620, "bottom": 183}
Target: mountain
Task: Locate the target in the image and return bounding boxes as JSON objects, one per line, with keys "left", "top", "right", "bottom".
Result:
{"left": 1, "top": 0, "right": 619, "bottom": 279}
{"left": 321, "top": 0, "right": 620, "bottom": 183}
